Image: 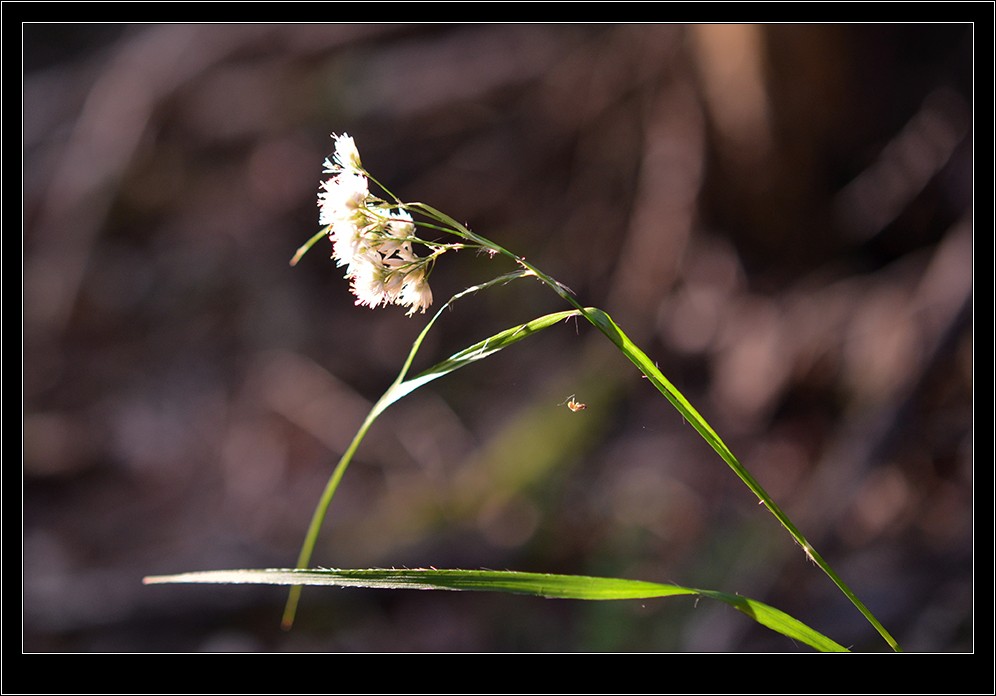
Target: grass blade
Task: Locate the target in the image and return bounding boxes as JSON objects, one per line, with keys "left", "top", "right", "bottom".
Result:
{"left": 388, "top": 308, "right": 581, "bottom": 403}
{"left": 581, "top": 307, "right": 900, "bottom": 652}
{"left": 146, "top": 568, "right": 849, "bottom": 652}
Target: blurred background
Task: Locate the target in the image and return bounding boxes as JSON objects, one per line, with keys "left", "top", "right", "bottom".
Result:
{"left": 23, "top": 24, "right": 973, "bottom": 653}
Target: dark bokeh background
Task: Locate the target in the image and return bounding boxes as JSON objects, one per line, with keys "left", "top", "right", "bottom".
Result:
{"left": 23, "top": 24, "right": 973, "bottom": 653}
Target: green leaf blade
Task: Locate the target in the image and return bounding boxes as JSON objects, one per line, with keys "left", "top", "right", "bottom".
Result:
{"left": 580, "top": 307, "right": 900, "bottom": 652}
{"left": 145, "top": 568, "right": 849, "bottom": 652}
{"left": 390, "top": 308, "right": 580, "bottom": 401}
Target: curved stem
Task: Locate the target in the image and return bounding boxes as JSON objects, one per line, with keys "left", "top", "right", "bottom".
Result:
{"left": 281, "top": 270, "right": 529, "bottom": 629}
{"left": 281, "top": 395, "right": 390, "bottom": 629}
{"left": 289, "top": 227, "right": 330, "bottom": 266}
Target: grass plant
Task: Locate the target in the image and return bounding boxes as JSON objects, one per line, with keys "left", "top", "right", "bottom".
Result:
{"left": 145, "top": 134, "right": 900, "bottom": 652}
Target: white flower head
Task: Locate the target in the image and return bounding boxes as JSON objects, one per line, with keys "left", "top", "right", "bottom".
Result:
{"left": 318, "top": 172, "right": 369, "bottom": 225}
{"left": 380, "top": 256, "right": 410, "bottom": 301}
{"left": 330, "top": 218, "right": 363, "bottom": 268}
{"left": 331, "top": 133, "right": 362, "bottom": 173}
{"left": 316, "top": 134, "right": 436, "bottom": 317}
{"left": 399, "top": 269, "right": 433, "bottom": 316}
{"left": 349, "top": 253, "right": 389, "bottom": 309}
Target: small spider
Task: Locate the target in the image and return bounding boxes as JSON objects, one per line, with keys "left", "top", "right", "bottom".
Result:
{"left": 560, "top": 394, "right": 587, "bottom": 412}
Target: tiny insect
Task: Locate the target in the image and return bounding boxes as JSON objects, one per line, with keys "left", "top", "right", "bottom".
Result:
{"left": 560, "top": 394, "right": 587, "bottom": 412}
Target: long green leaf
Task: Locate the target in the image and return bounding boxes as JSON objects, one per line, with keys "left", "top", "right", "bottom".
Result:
{"left": 386, "top": 309, "right": 580, "bottom": 405}
{"left": 580, "top": 307, "right": 900, "bottom": 652}
{"left": 145, "top": 568, "right": 849, "bottom": 652}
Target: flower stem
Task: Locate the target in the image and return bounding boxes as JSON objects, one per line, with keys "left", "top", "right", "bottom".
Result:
{"left": 281, "top": 394, "right": 390, "bottom": 630}
{"left": 289, "top": 227, "right": 329, "bottom": 266}
{"left": 281, "top": 269, "right": 530, "bottom": 629}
